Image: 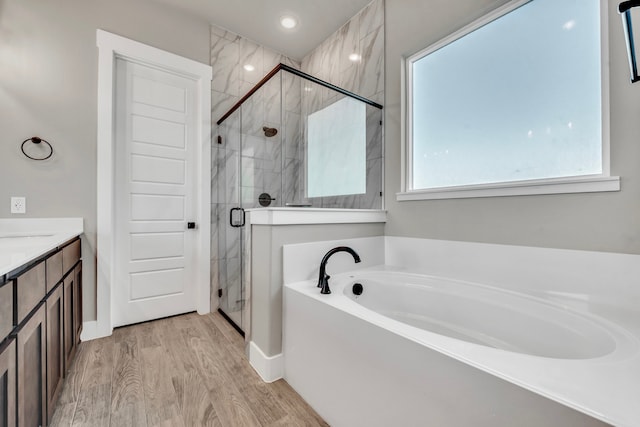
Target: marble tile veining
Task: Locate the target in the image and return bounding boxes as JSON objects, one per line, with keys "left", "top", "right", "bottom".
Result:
{"left": 210, "top": 203, "right": 219, "bottom": 260}
{"left": 339, "top": 64, "right": 360, "bottom": 95}
{"left": 366, "top": 107, "right": 383, "bottom": 160}
{"left": 224, "top": 149, "right": 239, "bottom": 204}
{"left": 211, "top": 146, "right": 219, "bottom": 204}
{"left": 239, "top": 38, "right": 263, "bottom": 84}
{"left": 324, "top": 35, "right": 341, "bottom": 86}
{"left": 210, "top": 257, "right": 220, "bottom": 309}
{"left": 211, "top": 25, "right": 241, "bottom": 43}
{"left": 212, "top": 90, "right": 239, "bottom": 125}
{"left": 211, "top": 36, "right": 240, "bottom": 96}
{"left": 210, "top": 4, "right": 384, "bottom": 319}
{"left": 284, "top": 73, "right": 302, "bottom": 113}
{"left": 242, "top": 134, "right": 266, "bottom": 159}
{"left": 359, "top": 0, "right": 384, "bottom": 39}
{"left": 359, "top": 26, "right": 384, "bottom": 99}
{"left": 339, "top": 19, "right": 360, "bottom": 74}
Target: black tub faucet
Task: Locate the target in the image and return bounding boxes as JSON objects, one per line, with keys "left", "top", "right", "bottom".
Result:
{"left": 317, "top": 246, "right": 361, "bottom": 294}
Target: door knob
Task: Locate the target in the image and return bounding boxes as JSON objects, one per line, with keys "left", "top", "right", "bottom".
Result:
{"left": 187, "top": 222, "right": 196, "bottom": 229}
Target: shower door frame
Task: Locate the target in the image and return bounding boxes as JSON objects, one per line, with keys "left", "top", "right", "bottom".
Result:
{"left": 215, "top": 63, "right": 383, "bottom": 340}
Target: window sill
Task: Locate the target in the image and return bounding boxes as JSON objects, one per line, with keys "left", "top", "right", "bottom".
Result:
{"left": 396, "top": 175, "right": 620, "bottom": 201}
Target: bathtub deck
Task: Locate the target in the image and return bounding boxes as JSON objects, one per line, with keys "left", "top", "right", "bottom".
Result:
{"left": 49, "top": 311, "right": 327, "bottom": 427}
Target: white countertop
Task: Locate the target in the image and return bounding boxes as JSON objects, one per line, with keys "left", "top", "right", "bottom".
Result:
{"left": 0, "top": 218, "right": 84, "bottom": 277}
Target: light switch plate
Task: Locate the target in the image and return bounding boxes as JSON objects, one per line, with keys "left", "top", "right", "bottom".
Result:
{"left": 11, "top": 197, "right": 26, "bottom": 214}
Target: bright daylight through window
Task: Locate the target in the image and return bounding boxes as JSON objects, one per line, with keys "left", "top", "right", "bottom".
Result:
{"left": 404, "top": 0, "right": 616, "bottom": 199}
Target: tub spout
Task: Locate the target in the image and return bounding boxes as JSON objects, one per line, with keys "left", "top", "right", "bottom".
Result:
{"left": 317, "top": 246, "right": 361, "bottom": 294}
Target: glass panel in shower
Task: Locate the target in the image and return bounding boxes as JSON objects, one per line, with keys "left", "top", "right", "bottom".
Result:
{"left": 241, "top": 74, "right": 283, "bottom": 210}
{"left": 214, "top": 64, "right": 383, "bottom": 335}
{"left": 292, "top": 77, "right": 383, "bottom": 209}
{"left": 307, "top": 96, "right": 367, "bottom": 197}
{"left": 216, "top": 107, "right": 243, "bottom": 330}
{"left": 282, "top": 71, "right": 303, "bottom": 206}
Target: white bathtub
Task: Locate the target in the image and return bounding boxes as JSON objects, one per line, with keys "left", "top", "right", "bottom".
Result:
{"left": 283, "top": 268, "right": 640, "bottom": 427}
{"left": 343, "top": 271, "right": 622, "bottom": 360}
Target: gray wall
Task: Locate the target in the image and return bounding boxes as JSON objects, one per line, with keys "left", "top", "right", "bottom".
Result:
{"left": 251, "top": 223, "right": 385, "bottom": 356}
{"left": 0, "top": 0, "right": 211, "bottom": 321}
{"left": 384, "top": 0, "right": 640, "bottom": 254}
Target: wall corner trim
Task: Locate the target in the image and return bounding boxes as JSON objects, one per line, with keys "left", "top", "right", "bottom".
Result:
{"left": 249, "top": 341, "right": 284, "bottom": 383}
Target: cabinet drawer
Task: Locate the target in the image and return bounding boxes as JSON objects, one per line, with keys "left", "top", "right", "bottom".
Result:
{"left": 0, "top": 283, "right": 13, "bottom": 340}
{"left": 62, "top": 239, "right": 81, "bottom": 273}
{"left": 46, "top": 250, "right": 63, "bottom": 293}
{"left": 16, "top": 262, "right": 46, "bottom": 324}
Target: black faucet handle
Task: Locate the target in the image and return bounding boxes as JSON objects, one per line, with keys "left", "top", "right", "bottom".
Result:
{"left": 317, "top": 273, "right": 330, "bottom": 288}
{"left": 320, "top": 274, "right": 332, "bottom": 294}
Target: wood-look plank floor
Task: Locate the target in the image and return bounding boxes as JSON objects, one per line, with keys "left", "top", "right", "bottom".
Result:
{"left": 50, "top": 312, "right": 328, "bottom": 427}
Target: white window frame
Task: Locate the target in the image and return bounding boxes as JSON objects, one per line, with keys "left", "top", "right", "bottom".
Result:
{"left": 398, "top": 0, "right": 619, "bottom": 201}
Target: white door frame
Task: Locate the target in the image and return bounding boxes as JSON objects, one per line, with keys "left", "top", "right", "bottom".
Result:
{"left": 88, "top": 30, "right": 212, "bottom": 340}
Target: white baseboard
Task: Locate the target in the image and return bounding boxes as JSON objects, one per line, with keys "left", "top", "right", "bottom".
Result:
{"left": 249, "top": 341, "right": 283, "bottom": 383}
{"left": 80, "top": 320, "right": 112, "bottom": 342}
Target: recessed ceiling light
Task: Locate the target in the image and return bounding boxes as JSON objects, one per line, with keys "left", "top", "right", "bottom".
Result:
{"left": 280, "top": 15, "right": 297, "bottom": 29}
{"left": 348, "top": 53, "right": 361, "bottom": 62}
{"left": 243, "top": 64, "right": 255, "bottom": 72}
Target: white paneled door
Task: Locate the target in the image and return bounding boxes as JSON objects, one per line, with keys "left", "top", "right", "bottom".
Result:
{"left": 113, "top": 57, "right": 198, "bottom": 327}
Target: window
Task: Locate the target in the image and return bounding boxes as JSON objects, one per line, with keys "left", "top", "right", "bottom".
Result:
{"left": 400, "top": 0, "right": 619, "bottom": 201}
{"left": 307, "top": 96, "right": 366, "bottom": 198}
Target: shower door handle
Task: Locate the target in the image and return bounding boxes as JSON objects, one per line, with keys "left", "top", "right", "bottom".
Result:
{"left": 230, "top": 207, "right": 245, "bottom": 228}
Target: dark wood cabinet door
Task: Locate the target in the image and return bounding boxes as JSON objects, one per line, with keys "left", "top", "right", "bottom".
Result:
{"left": 0, "top": 284, "right": 13, "bottom": 342}
{"left": 73, "top": 263, "right": 82, "bottom": 346}
{"left": 0, "top": 338, "right": 16, "bottom": 427}
{"left": 63, "top": 275, "right": 76, "bottom": 373}
{"left": 17, "top": 304, "right": 46, "bottom": 427}
{"left": 46, "top": 285, "right": 64, "bottom": 424}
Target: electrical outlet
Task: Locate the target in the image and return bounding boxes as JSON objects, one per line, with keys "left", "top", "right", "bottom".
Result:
{"left": 11, "top": 197, "right": 26, "bottom": 214}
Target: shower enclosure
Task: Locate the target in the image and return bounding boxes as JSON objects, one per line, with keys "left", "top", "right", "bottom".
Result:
{"left": 214, "top": 64, "right": 383, "bottom": 332}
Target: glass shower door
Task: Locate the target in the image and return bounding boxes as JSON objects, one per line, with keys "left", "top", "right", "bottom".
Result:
{"left": 218, "top": 73, "right": 283, "bottom": 334}
{"left": 216, "top": 108, "right": 244, "bottom": 331}
{"left": 237, "top": 75, "right": 283, "bottom": 336}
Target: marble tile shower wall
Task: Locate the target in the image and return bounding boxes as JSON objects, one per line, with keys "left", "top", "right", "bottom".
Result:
{"left": 210, "top": 25, "right": 300, "bottom": 312}
{"left": 296, "top": 0, "right": 385, "bottom": 209}
{"left": 209, "top": 0, "right": 384, "bottom": 313}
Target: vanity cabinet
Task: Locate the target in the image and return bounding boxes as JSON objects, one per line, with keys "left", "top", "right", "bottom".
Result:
{"left": 0, "top": 236, "right": 82, "bottom": 427}
{"left": 16, "top": 304, "right": 46, "bottom": 427}
{"left": 0, "top": 284, "right": 13, "bottom": 342}
{"left": 63, "top": 273, "right": 77, "bottom": 368}
{"left": 73, "top": 263, "right": 83, "bottom": 347}
{"left": 45, "top": 252, "right": 62, "bottom": 294}
{"left": 46, "top": 285, "right": 64, "bottom": 424}
{"left": 15, "top": 262, "right": 46, "bottom": 325}
{"left": 0, "top": 338, "right": 16, "bottom": 427}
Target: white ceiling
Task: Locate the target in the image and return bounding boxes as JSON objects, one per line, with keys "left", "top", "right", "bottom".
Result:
{"left": 148, "top": 0, "right": 374, "bottom": 60}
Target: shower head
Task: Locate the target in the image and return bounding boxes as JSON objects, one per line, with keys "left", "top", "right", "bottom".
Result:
{"left": 263, "top": 126, "right": 278, "bottom": 137}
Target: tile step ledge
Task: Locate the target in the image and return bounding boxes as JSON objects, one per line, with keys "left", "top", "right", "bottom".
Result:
{"left": 246, "top": 208, "right": 386, "bottom": 225}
